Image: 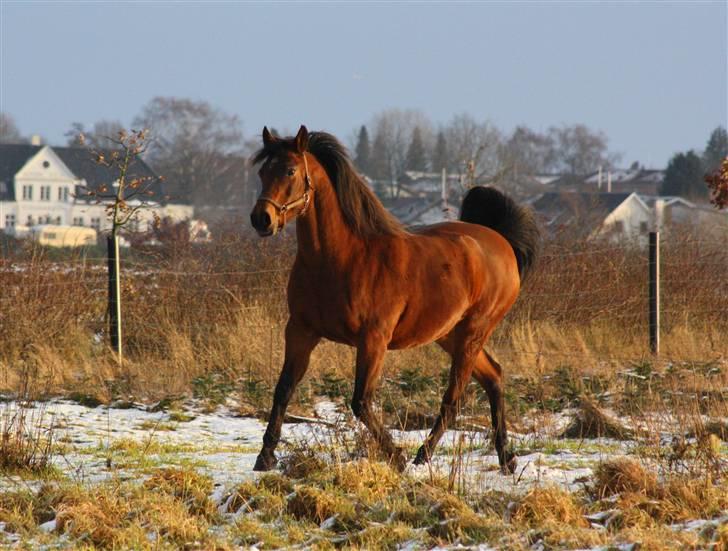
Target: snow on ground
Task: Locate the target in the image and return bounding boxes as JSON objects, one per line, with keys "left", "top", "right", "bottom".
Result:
{"left": 1, "top": 398, "right": 726, "bottom": 550}
{"left": 1, "top": 398, "right": 632, "bottom": 496}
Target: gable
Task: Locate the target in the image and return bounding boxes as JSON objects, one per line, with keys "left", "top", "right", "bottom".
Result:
{"left": 15, "top": 146, "right": 78, "bottom": 182}
{"left": 0, "top": 144, "right": 42, "bottom": 200}
{"left": 604, "top": 194, "right": 650, "bottom": 225}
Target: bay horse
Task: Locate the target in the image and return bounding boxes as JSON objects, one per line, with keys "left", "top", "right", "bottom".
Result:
{"left": 249, "top": 126, "right": 539, "bottom": 474}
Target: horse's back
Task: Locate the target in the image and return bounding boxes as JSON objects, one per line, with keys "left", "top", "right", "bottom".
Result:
{"left": 410, "top": 221, "right": 519, "bottom": 285}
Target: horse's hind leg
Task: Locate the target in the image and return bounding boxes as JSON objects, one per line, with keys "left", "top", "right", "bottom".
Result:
{"left": 472, "top": 350, "right": 516, "bottom": 474}
{"left": 254, "top": 320, "right": 320, "bottom": 471}
{"left": 351, "top": 332, "right": 405, "bottom": 470}
{"left": 413, "top": 323, "right": 480, "bottom": 466}
{"left": 414, "top": 333, "right": 516, "bottom": 474}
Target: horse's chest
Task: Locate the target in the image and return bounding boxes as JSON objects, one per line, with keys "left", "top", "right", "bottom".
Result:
{"left": 289, "top": 273, "right": 361, "bottom": 344}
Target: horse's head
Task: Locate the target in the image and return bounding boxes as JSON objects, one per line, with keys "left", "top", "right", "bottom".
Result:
{"left": 250, "top": 125, "right": 313, "bottom": 237}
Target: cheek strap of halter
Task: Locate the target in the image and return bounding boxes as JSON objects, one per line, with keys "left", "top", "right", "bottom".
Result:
{"left": 257, "top": 152, "right": 313, "bottom": 230}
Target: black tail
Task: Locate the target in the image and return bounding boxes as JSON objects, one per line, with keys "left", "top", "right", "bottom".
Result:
{"left": 459, "top": 186, "right": 540, "bottom": 282}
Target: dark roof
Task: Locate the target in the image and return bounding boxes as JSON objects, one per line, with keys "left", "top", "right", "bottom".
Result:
{"left": 0, "top": 143, "right": 169, "bottom": 203}
{"left": 530, "top": 192, "right": 633, "bottom": 232}
{"left": 0, "top": 144, "right": 41, "bottom": 200}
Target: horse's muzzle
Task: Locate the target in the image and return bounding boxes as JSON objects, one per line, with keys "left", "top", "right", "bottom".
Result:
{"left": 250, "top": 202, "right": 277, "bottom": 237}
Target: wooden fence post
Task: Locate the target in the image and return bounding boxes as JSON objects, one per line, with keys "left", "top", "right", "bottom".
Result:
{"left": 107, "top": 234, "right": 122, "bottom": 365}
{"left": 649, "top": 231, "right": 660, "bottom": 355}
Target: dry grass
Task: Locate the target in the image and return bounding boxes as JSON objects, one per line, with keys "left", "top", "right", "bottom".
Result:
{"left": 0, "top": 230, "right": 727, "bottom": 549}
{"left": 0, "top": 402, "right": 57, "bottom": 476}
{"left": 513, "top": 486, "right": 588, "bottom": 528}
{"left": 1, "top": 231, "right": 725, "bottom": 406}
{"left": 561, "top": 397, "right": 634, "bottom": 439}
{"left": 592, "top": 457, "right": 658, "bottom": 498}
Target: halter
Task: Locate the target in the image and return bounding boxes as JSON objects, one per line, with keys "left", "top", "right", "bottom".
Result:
{"left": 256, "top": 152, "right": 313, "bottom": 232}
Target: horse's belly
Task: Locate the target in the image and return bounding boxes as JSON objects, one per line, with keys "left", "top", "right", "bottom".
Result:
{"left": 388, "top": 305, "right": 465, "bottom": 350}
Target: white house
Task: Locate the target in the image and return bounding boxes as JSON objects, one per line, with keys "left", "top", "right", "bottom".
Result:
{"left": 529, "top": 191, "right": 652, "bottom": 243}
{"left": 0, "top": 143, "right": 193, "bottom": 236}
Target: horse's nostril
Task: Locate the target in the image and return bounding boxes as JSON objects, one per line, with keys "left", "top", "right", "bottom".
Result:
{"left": 261, "top": 212, "right": 271, "bottom": 228}
{"left": 250, "top": 212, "right": 258, "bottom": 228}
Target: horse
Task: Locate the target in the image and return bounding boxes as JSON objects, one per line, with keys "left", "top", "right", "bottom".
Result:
{"left": 249, "top": 126, "right": 539, "bottom": 474}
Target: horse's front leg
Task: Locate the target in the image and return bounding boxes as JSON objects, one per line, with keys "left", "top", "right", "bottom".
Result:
{"left": 254, "top": 319, "right": 320, "bottom": 471}
{"left": 351, "top": 332, "right": 405, "bottom": 470}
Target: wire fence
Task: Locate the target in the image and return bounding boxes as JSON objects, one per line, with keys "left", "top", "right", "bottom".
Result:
{"left": 1, "top": 233, "right": 727, "bottom": 384}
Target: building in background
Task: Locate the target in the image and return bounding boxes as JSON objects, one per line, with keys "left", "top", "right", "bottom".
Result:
{"left": 0, "top": 143, "right": 193, "bottom": 236}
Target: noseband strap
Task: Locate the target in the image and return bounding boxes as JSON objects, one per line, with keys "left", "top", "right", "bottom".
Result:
{"left": 256, "top": 152, "right": 313, "bottom": 230}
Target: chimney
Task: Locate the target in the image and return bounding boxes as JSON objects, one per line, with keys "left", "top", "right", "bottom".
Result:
{"left": 607, "top": 171, "right": 612, "bottom": 193}
{"left": 30, "top": 135, "right": 42, "bottom": 146}
{"left": 597, "top": 166, "right": 602, "bottom": 190}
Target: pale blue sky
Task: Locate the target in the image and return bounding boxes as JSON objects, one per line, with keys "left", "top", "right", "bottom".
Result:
{"left": 1, "top": 1, "right": 726, "bottom": 167}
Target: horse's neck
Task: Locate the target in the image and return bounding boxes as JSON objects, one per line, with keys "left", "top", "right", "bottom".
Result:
{"left": 295, "top": 174, "right": 360, "bottom": 266}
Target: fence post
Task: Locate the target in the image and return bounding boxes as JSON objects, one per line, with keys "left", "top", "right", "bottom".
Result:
{"left": 649, "top": 231, "right": 660, "bottom": 354}
{"left": 107, "top": 234, "right": 122, "bottom": 365}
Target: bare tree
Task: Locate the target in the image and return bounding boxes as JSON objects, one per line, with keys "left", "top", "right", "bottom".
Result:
{"left": 0, "top": 113, "right": 25, "bottom": 144}
{"left": 133, "top": 97, "right": 247, "bottom": 206}
{"left": 444, "top": 113, "right": 504, "bottom": 182}
{"left": 65, "top": 120, "right": 126, "bottom": 148}
{"left": 547, "top": 124, "right": 617, "bottom": 175}
{"left": 504, "top": 125, "right": 557, "bottom": 175}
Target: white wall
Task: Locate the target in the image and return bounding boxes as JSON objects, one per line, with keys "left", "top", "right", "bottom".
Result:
{"left": 600, "top": 195, "right": 652, "bottom": 244}
{"left": 1, "top": 146, "right": 193, "bottom": 235}
{"left": 2, "top": 147, "right": 78, "bottom": 230}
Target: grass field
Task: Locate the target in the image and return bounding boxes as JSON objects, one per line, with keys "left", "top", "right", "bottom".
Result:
{"left": 0, "top": 227, "right": 726, "bottom": 549}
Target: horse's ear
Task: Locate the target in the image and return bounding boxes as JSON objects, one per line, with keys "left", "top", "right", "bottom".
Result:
{"left": 294, "top": 125, "right": 309, "bottom": 153}
{"left": 262, "top": 126, "right": 276, "bottom": 147}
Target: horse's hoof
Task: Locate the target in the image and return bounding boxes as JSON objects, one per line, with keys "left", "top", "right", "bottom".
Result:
{"left": 413, "top": 445, "right": 430, "bottom": 466}
{"left": 500, "top": 451, "right": 517, "bottom": 475}
{"left": 253, "top": 451, "right": 276, "bottom": 472}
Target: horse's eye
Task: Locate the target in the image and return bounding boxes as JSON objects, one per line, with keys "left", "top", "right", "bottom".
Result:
{"left": 287, "top": 168, "right": 296, "bottom": 177}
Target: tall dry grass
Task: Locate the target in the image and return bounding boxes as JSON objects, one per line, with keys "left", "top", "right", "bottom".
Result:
{"left": 0, "top": 221, "right": 726, "bottom": 415}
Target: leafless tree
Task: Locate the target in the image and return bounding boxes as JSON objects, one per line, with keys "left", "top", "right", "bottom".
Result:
{"left": 65, "top": 120, "right": 126, "bottom": 148}
{"left": 547, "top": 124, "right": 618, "bottom": 175}
{"left": 133, "top": 97, "right": 248, "bottom": 206}
{"left": 503, "top": 125, "right": 557, "bottom": 175}
{"left": 0, "top": 113, "right": 25, "bottom": 144}
{"left": 444, "top": 113, "right": 504, "bottom": 184}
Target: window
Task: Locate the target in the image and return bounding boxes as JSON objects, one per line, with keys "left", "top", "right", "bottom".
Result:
{"left": 22, "top": 185, "right": 33, "bottom": 200}
{"left": 40, "top": 186, "right": 51, "bottom": 201}
{"left": 614, "top": 221, "right": 625, "bottom": 233}
{"left": 27, "top": 215, "right": 34, "bottom": 226}
{"left": 45, "top": 232, "right": 57, "bottom": 240}
{"left": 55, "top": 216, "right": 62, "bottom": 224}
{"left": 73, "top": 217, "right": 84, "bottom": 226}
{"left": 63, "top": 187, "right": 69, "bottom": 202}
{"left": 90, "top": 217, "right": 101, "bottom": 230}
{"left": 5, "top": 214, "right": 15, "bottom": 228}
{"left": 640, "top": 221, "right": 648, "bottom": 234}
